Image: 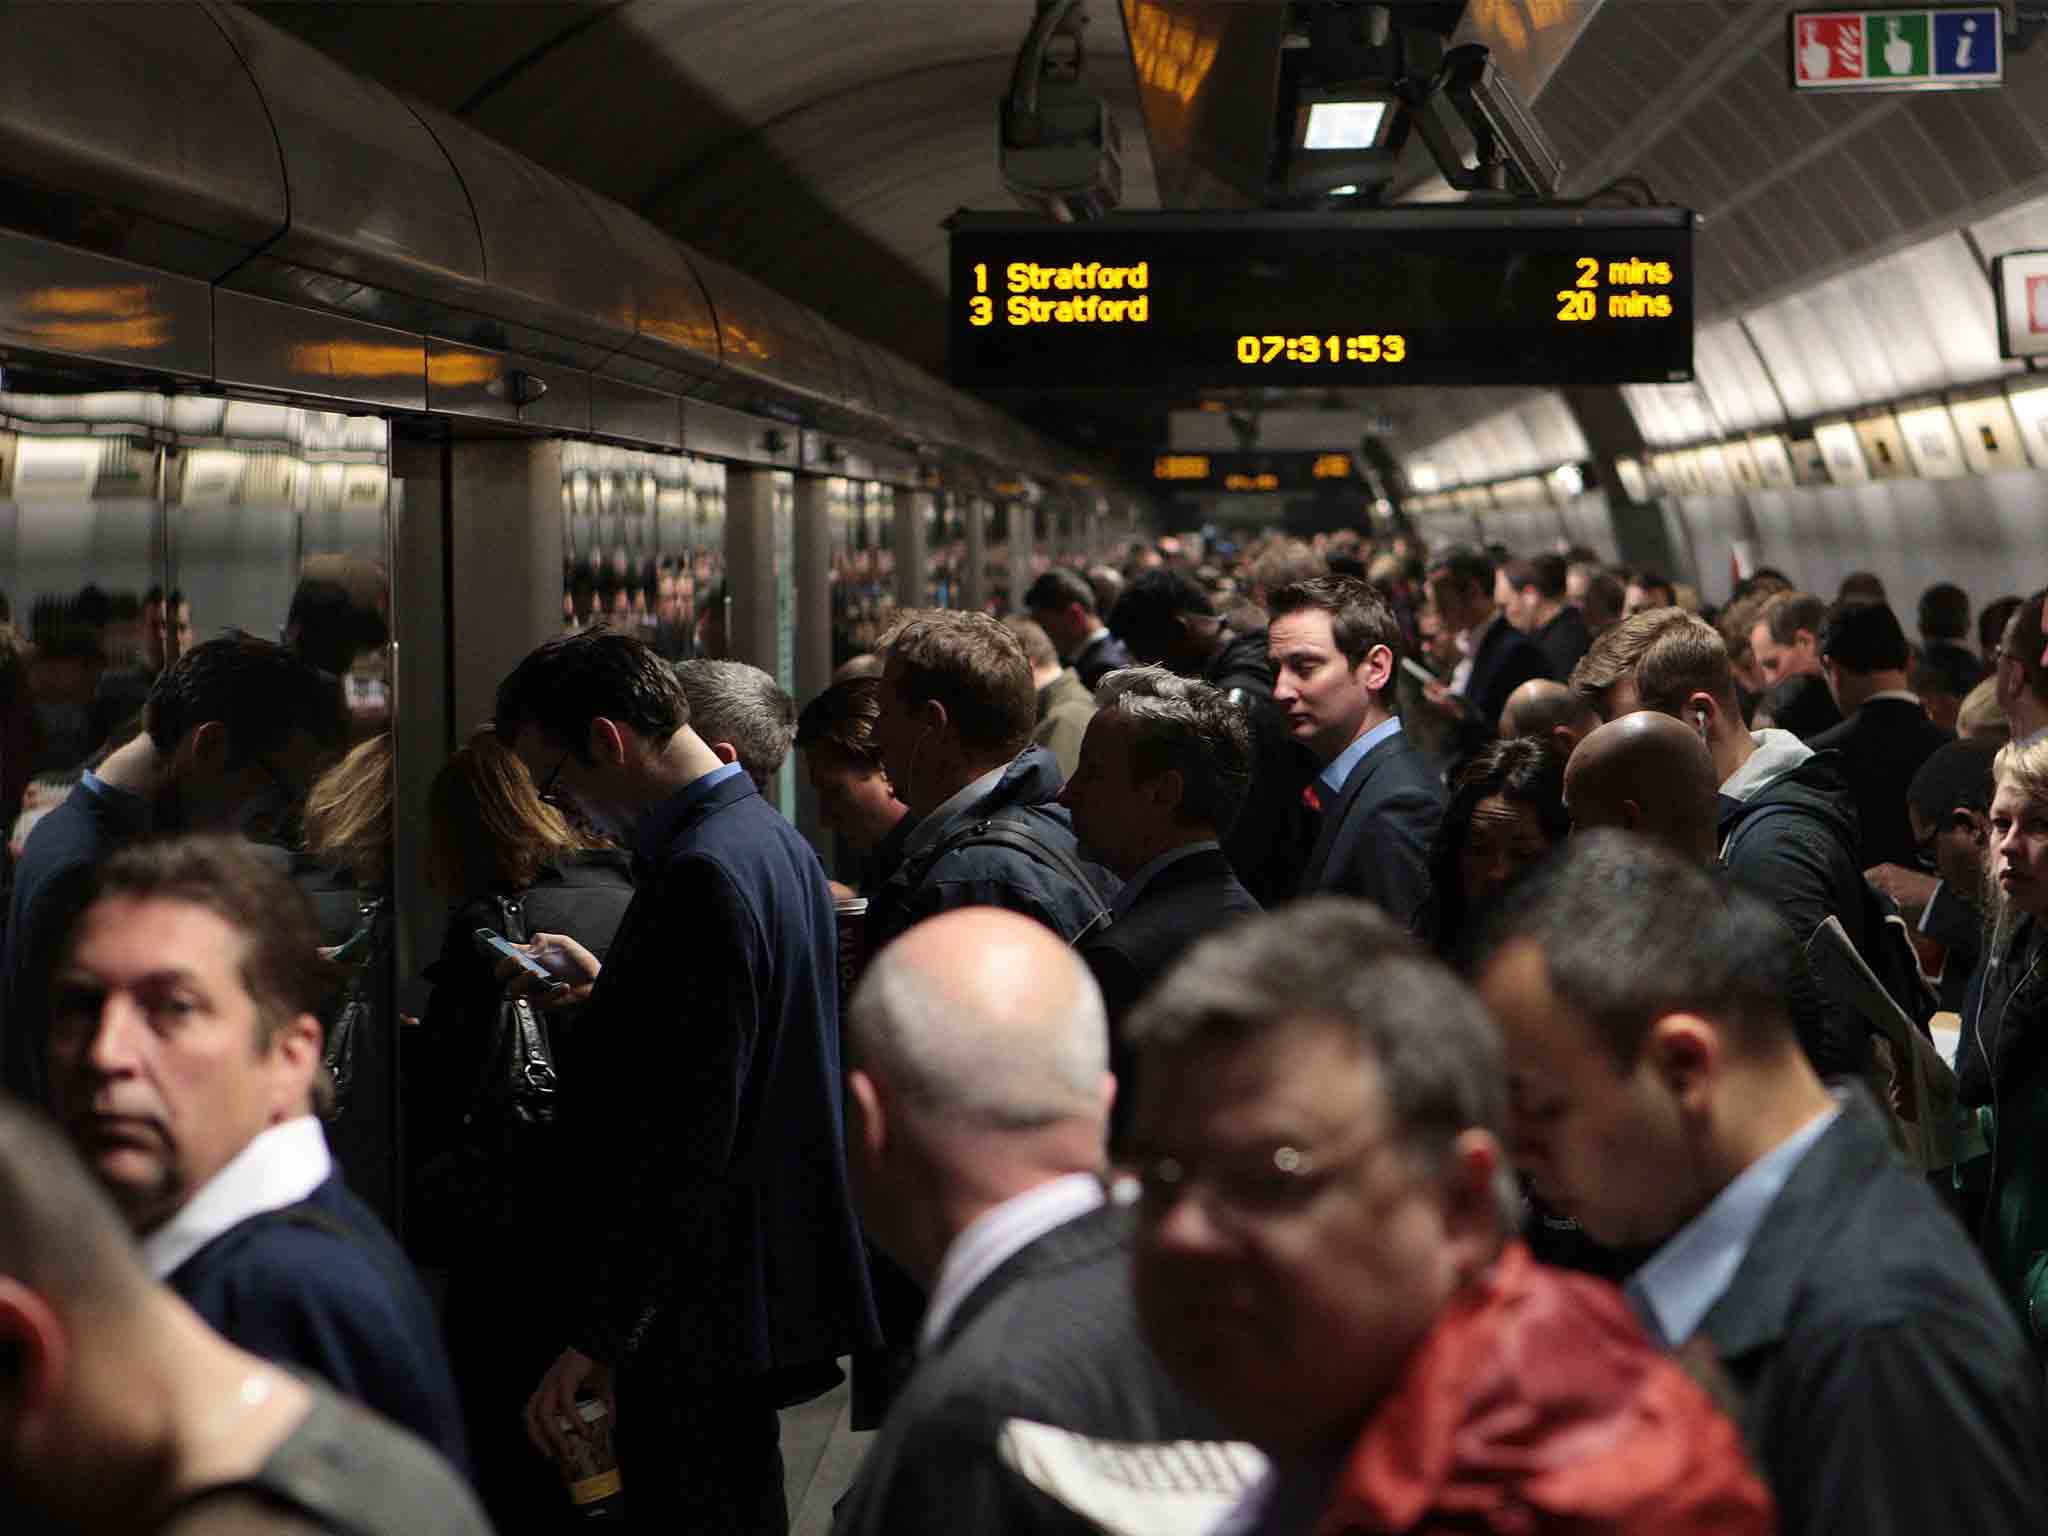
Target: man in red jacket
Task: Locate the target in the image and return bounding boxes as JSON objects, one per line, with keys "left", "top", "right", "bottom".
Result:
{"left": 1123, "top": 899, "right": 1772, "bottom": 1536}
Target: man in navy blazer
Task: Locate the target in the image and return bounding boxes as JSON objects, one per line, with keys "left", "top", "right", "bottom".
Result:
{"left": 1270, "top": 577, "right": 1445, "bottom": 928}
{"left": 44, "top": 834, "right": 465, "bottom": 1467}
{"left": 496, "top": 629, "right": 878, "bottom": 1535}
{"left": 1422, "top": 545, "right": 1554, "bottom": 766}
{"left": 1060, "top": 666, "right": 1261, "bottom": 1134}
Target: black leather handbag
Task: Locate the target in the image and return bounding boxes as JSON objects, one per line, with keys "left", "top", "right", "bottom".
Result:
{"left": 480, "top": 893, "right": 559, "bottom": 1127}
{"left": 321, "top": 895, "right": 388, "bottom": 1122}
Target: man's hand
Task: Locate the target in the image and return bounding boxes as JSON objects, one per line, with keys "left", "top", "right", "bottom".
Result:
{"left": 524, "top": 1347, "right": 615, "bottom": 1461}
{"left": 1866, "top": 862, "right": 1937, "bottom": 916}
{"left": 496, "top": 931, "right": 601, "bottom": 1011}
{"left": 1422, "top": 678, "right": 1468, "bottom": 721}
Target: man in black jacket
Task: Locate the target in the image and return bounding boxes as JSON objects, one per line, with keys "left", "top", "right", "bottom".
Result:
{"left": 1270, "top": 576, "right": 1444, "bottom": 927}
{"left": 835, "top": 908, "right": 1249, "bottom": 1535}
{"left": 1060, "top": 666, "right": 1260, "bottom": 1127}
{"left": 1810, "top": 599, "right": 1952, "bottom": 870}
{"left": 1026, "top": 568, "right": 1133, "bottom": 689}
{"left": 497, "top": 629, "right": 878, "bottom": 1534}
{"left": 1108, "top": 570, "right": 1311, "bottom": 905}
{"left": 1479, "top": 835, "right": 2048, "bottom": 1536}
{"left": 867, "top": 610, "right": 1113, "bottom": 952}
{"left": 2, "top": 636, "right": 343, "bottom": 1101}
{"left": 1421, "top": 545, "right": 1552, "bottom": 763}
{"left": 1502, "top": 554, "right": 1591, "bottom": 681}
{"left": 44, "top": 835, "right": 465, "bottom": 1467}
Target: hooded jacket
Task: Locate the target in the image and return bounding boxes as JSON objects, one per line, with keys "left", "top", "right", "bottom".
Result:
{"left": 1205, "top": 627, "right": 1315, "bottom": 907}
{"left": 1717, "top": 731, "right": 1886, "bottom": 1080}
{"left": 868, "top": 745, "right": 1116, "bottom": 952}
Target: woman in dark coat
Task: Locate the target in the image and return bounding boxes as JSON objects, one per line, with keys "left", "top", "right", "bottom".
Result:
{"left": 409, "top": 728, "right": 634, "bottom": 1533}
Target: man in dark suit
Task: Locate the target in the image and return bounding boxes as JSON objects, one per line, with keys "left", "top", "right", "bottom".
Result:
{"left": 1027, "top": 568, "right": 1132, "bottom": 689}
{"left": 1810, "top": 598, "right": 1953, "bottom": 870}
{"left": 835, "top": 907, "right": 1248, "bottom": 1536}
{"left": 3, "top": 635, "right": 344, "bottom": 1101}
{"left": 1479, "top": 835, "right": 2048, "bottom": 1536}
{"left": 496, "top": 629, "right": 879, "bottom": 1534}
{"left": 1421, "top": 546, "right": 1553, "bottom": 762}
{"left": 1269, "top": 576, "right": 1444, "bottom": 926}
{"left": 43, "top": 834, "right": 465, "bottom": 1466}
{"left": 1059, "top": 665, "right": 1260, "bottom": 1126}
{"left": 1502, "top": 553, "right": 1592, "bottom": 681}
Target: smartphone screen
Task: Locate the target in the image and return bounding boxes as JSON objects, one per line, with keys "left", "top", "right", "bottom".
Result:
{"left": 474, "top": 928, "right": 553, "bottom": 980}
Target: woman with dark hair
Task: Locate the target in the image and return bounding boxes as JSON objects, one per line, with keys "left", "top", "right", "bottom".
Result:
{"left": 1418, "top": 736, "right": 1569, "bottom": 962}
{"left": 408, "top": 727, "right": 634, "bottom": 1535}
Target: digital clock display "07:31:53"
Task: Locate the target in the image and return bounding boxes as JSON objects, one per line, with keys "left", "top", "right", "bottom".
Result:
{"left": 945, "top": 208, "right": 1694, "bottom": 391}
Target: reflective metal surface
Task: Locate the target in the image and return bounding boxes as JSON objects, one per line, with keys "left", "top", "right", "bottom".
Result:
{"left": 683, "top": 397, "right": 800, "bottom": 469}
{"left": 589, "top": 376, "right": 683, "bottom": 450}
{"left": 0, "top": 231, "right": 212, "bottom": 379}
{"left": 215, "top": 290, "right": 428, "bottom": 412}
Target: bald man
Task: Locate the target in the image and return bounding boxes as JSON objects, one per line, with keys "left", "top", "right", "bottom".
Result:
{"left": 1500, "top": 678, "right": 1601, "bottom": 757}
{"left": 1562, "top": 712, "right": 1721, "bottom": 862}
{"left": 834, "top": 908, "right": 1244, "bottom": 1535}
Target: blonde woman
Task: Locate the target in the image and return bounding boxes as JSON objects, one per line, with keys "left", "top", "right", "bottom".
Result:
{"left": 1959, "top": 736, "right": 2048, "bottom": 1352}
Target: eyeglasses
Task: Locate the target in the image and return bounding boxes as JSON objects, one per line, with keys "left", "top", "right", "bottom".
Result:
{"left": 1128, "top": 1119, "right": 1388, "bottom": 1227}
{"left": 536, "top": 749, "right": 571, "bottom": 805}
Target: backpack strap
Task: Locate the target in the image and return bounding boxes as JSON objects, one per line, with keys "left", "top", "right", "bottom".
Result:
{"left": 903, "top": 813, "right": 1111, "bottom": 946}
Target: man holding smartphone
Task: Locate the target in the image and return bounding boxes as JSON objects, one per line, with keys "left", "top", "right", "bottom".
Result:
{"left": 493, "top": 629, "right": 879, "bottom": 1535}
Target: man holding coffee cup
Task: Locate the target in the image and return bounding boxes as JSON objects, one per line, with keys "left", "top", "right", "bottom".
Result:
{"left": 496, "top": 630, "right": 879, "bottom": 1534}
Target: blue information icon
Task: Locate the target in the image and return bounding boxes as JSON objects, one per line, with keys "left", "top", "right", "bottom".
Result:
{"left": 1933, "top": 9, "right": 2000, "bottom": 76}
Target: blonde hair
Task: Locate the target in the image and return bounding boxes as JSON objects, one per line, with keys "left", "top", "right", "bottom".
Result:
{"left": 1994, "top": 737, "right": 2048, "bottom": 806}
{"left": 302, "top": 734, "right": 392, "bottom": 887}
{"left": 425, "top": 728, "right": 584, "bottom": 898}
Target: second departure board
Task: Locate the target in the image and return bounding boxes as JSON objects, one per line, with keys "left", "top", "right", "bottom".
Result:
{"left": 947, "top": 208, "right": 1694, "bottom": 390}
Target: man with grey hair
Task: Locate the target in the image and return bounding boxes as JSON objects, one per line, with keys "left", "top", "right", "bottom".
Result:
{"left": 1127, "top": 899, "right": 1772, "bottom": 1536}
{"left": 672, "top": 657, "right": 797, "bottom": 794}
{"left": 1059, "top": 666, "right": 1260, "bottom": 1111}
{"left": 834, "top": 907, "right": 1245, "bottom": 1535}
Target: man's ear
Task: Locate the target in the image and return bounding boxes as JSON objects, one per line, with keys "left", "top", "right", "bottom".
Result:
{"left": 1359, "top": 643, "right": 1395, "bottom": 696}
{"left": 1645, "top": 1013, "right": 1717, "bottom": 1113}
{"left": 848, "top": 1068, "right": 888, "bottom": 1163}
{"left": 1622, "top": 799, "right": 1646, "bottom": 831}
{"left": 709, "top": 741, "right": 740, "bottom": 768}
{"left": 267, "top": 1012, "right": 325, "bottom": 1118}
{"left": 0, "top": 1279, "right": 68, "bottom": 1423}
{"left": 1144, "top": 766, "right": 1186, "bottom": 818}
{"left": 185, "top": 718, "right": 230, "bottom": 770}
{"left": 585, "top": 716, "right": 628, "bottom": 768}
{"left": 1439, "top": 1128, "right": 1506, "bottom": 1281}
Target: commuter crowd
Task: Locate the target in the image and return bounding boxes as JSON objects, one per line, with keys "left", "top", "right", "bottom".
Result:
{"left": 5, "top": 525, "right": 2048, "bottom": 1534}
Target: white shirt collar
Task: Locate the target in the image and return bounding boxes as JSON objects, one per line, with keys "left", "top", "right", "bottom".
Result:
{"left": 1625, "top": 1104, "right": 1838, "bottom": 1348}
{"left": 139, "top": 1116, "right": 334, "bottom": 1280}
{"left": 919, "top": 1172, "right": 1105, "bottom": 1354}
{"left": 1863, "top": 689, "right": 1921, "bottom": 707}
{"left": 1720, "top": 727, "right": 1814, "bottom": 803}
{"left": 1112, "top": 839, "right": 1220, "bottom": 918}
{"left": 899, "top": 763, "right": 1007, "bottom": 865}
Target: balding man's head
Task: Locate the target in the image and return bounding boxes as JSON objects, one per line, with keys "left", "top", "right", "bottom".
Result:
{"left": 846, "top": 908, "right": 1113, "bottom": 1281}
{"left": 1563, "top": 712, "right": 1720, "bottom": 863}
{"left": 1500, "top": 679, "right": 1600, "bottom": 757}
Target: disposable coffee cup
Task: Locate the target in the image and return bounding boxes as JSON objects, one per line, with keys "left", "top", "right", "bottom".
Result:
{"left": 835, "top": 897, "right": 869, "bottom": 1013}
{"left": 552, "top": 1398, "right": 624, "bottom": 1519}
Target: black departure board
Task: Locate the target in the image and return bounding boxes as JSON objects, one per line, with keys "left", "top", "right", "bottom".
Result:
{"left": 947, "top": 208, "right": 1694, "bottom": 390}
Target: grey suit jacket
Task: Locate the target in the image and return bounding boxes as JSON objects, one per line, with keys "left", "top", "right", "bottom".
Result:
{"left": 832, "top": 1201, "right": 1229, "bottom": 1535}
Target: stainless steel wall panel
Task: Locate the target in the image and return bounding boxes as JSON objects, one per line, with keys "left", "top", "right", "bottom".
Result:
{"left": 215, "top": 290, "right": 426, "bottom": 411}
{"left": 0, "top": 230, "right": 213, "bottom": 379}
{"left": 683, "top": 398, "right": 799, "bottom": 468}
{"left": 425, "top": 340, "right": 591, "bottom": 435}
{"left": 688, "top": 251, "right": 843, "bottom": 409}
{"left": 570, "top": 193, "right": 722, "bottom": 393}
{"left": 589, "top": 376, "right": 682, "bottom": 449}
{"left": 0, "top": 4, "right": 283, "bottom": 279}
{"left": 204, "top": 3, "right": 484, "bottom": 323}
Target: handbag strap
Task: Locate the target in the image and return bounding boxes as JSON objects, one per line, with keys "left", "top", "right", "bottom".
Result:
{"left": 495, "top": 892, "right": 529, "bottom": 946}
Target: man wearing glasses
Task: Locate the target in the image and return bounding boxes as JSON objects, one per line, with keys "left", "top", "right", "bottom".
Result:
{"left": 1125, "top": 898, "right": 1772, "bottom": 1536}
{"left": 2, "top": 634, "right": 344, "bottom": 1101}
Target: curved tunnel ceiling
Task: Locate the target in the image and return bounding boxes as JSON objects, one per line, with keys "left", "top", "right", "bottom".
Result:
{"left": 252, "top": 1, "right": 2048, "bottom": 480}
